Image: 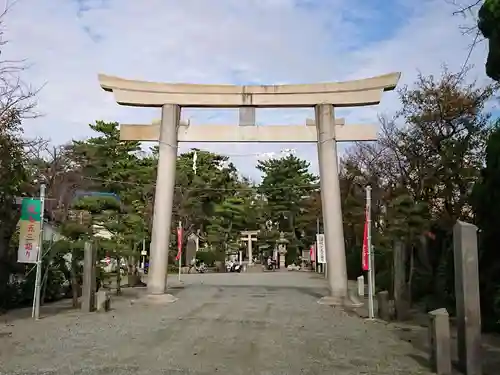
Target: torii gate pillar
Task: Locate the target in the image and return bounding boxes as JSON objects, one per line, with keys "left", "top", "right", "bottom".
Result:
{"left": 148, "top": 104, "right": 180, "bottom": 294}
{"left": 316, "top": 104, "right": 348, "bottom": 305}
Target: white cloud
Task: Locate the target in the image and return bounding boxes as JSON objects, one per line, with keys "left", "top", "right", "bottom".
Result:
{"left": 2, "top": 0, "right": 493, "bottom": 180}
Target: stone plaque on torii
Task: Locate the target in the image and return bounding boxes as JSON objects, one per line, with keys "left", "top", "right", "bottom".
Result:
{"left": 99, "top": 72, "right": 400, "bottom": 306}
{"left": 240, "top": 230, "right": 259, "bottom": 265}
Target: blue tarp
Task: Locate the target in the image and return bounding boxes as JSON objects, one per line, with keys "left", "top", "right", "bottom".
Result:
{"left": 72, "top": 190, "right": 121, "bottom": 204}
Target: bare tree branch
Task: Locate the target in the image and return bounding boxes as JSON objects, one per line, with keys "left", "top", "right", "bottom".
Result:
{"left": 450, "top": 0, "right": 483, "bottom": 15}
{"left": 0, "top": 0, "right": 41, "bottom": 122}
{"left": 447, "top": 0, "right": 483, "bottom": 41}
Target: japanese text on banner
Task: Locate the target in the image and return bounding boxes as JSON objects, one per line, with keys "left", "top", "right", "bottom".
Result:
{"left": 18, "top": 198, "right": 41, "bottom": 264}
{"left": 316, "top": 234, "right": 326, "bottom": 264}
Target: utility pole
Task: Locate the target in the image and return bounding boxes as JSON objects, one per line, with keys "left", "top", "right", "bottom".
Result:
{"left": 366, "top": 186, "right": 374, "bottom": 320}
{"left": 178, "top": 221, "right": 182, "bottom": 282}
{"left": 141, "top": 238, "right": 146, "bottom": 269}
{"left": 316, "top": 217, "right": 320, "bottom": 273}
{"left": 371, "top": 244, "right": 376, "bottom": 296}
{"left": 32, "top": 183, "right": 46, "bottom": 320}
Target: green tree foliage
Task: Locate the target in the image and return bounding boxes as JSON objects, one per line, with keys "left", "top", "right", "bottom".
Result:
{"left": 257, "top": 154, "right": 318, "bottom": 261}
{"left": 478, "top": 0, "right": 500, "bottom": 81}
{"left": 173, "top": 150, "right": 243, "bottom": 261}
{"left": 0, "top": 110, "right": 32, "bottom": 308}
{"left": 470, "top": 121, "right": 500, "bottom": 331}
{"left": 71, "top": 121, "right": 154, "bottom": 233}
{"left": 206, "top": 196, "right": 248, "bottom": 258}
{"left": 340, "top": 69, "right": 497, "bottom": 318}
{"left": 73, "top": 194, "right": 144, "bottom": 294}
{"left": 295, "top": 189, "right": 322, "bottom": 248}
{"left": 71, "top": 122, "right": 155, "bottom": 234}
{"left": 60, "top": 121, "right": 156, "bottom": 299}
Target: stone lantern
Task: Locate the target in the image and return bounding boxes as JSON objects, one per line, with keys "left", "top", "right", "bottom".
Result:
{"left": 276, "top": 232, "right": 289, "bottom": 269}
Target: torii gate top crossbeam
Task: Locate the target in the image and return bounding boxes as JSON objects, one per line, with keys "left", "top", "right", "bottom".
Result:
{"left": 241, "top": 230, "right": 259, "bottom": 236}
{"left": 98, "top": 73, "right": 401, "bottom": 108}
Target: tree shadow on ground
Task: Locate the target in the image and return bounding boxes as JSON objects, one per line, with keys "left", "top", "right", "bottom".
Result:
{"left": 0, "top": 298, "right": 78, "bottom": 323}
{"left": 0, "top": 286, "right": 156, "bottom": 324}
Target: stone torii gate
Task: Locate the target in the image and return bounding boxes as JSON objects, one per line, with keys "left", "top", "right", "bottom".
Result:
{"left": 99, "top": 72, "right": 400, "bottom": 306}
{"left": 240, "top": 230, "right": 259, "bottom": 265}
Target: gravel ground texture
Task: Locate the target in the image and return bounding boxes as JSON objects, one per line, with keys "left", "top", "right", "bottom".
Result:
{"left": 0, "top": 272, "right": 435, "bottom": 375}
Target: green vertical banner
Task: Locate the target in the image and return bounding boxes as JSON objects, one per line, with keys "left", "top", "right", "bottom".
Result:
{"left": 18, "top": 198, "right": 42, "bottom": 264}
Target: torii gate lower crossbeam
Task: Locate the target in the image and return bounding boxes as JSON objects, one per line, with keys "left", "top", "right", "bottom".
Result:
{"left": 99, "top": 72, "right": 400, "bottom": 307}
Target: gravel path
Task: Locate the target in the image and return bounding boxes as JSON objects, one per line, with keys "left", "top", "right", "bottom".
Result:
{"left": 0, "top": 272, "right": 432, "bottom": 375}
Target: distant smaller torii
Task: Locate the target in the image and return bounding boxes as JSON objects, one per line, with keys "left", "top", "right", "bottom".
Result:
{"left": 240, "top": 230, "right": 259, "bottom": 265}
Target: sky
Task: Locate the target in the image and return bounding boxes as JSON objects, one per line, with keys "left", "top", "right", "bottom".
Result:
{"left": 4, "top": 0, "right": 496, "bottom": 181}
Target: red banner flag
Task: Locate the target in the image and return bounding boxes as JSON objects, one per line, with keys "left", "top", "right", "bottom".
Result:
{"left": 362, "top": 209, "right": 369, "bottom": 271}
{"left": 175, "top": 227, "right": 183, "bottom": 261}
{"left": 310, "top": 244, "right": 316, "bottom": 262}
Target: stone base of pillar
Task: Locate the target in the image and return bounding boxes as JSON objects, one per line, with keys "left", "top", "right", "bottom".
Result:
{"left": 317, "top": 296, "right": 345, "bottom": 306}
{"left": 142, "top": 294, "right": 178, "bottom": 305}
{"left": 317, "top": 294, "right": 363, "bottom": 308}
{"left": 348, "top": 294, "right": 364, "bottom": 307}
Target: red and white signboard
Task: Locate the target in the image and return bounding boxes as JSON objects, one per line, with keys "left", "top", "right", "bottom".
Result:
{"left": 362, "top": 209, "right": 369, "bottom": 271}
{"left": 310, "top": 244, "right": 316, "bottom": 262}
